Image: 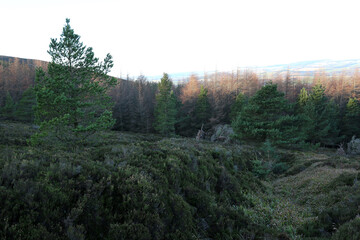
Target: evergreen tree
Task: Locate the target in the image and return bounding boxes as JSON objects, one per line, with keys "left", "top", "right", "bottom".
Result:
{"left": 175, "top": 104, "right": 194, "bottom": 136}
{"left": 341, "top": 98, "right": 360, "bottom": 140}
{"left": 1, "top": 92, "right": 15, "bottom": 120}
{"left": 154, "top": 73, "right": 177, "bottom": 136}
{"left": 229, "top": 92, "right": 246, "bottom": 121}
{"left": 232, "top": 83, "right": 303, "bottom": 146}
{"left": 194, "top": 85, "right": 211, "bottom": 129}
{"left": 297, "top": 87, "right": 309, "bottom": 111}
{"left": 33, "top": 19, "right": 117, "bottom": 144}
{"left": 300, "top": 84, "right": 342, "bottom": 146}
{"left": 13, "top": 87, "right": 36, "bottom": 122}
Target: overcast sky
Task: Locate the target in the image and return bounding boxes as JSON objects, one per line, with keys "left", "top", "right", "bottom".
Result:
{"left": 1, "top": 0, "right": 360, "bottom": 78}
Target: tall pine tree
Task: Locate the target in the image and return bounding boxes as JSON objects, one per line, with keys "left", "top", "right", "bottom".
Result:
{"left": 341, "top": 97, "right": 360, "bottom": 141}
{"left": 297, "top": 87, "right": 309, "bottom": 111}
{"left": 33, "top": 19, "right": 117, "bottom": 144}
{"left": 229, "top": 92, "right": 246, "bottom": 121}
{"left": 299, "top": 84, "right": 342, "bottom": 146}
{"left": 154, "top": 73, "right": 177, "bottom": 136}
{"left": 194, "top": 85, "right": 211, "bottom": 129}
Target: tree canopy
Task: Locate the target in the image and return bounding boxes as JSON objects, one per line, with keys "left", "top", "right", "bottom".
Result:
{"left": 154, "top": 73, "right": 177, "bottom": 136}
{"left": 232, "top": 83, "right": 304, "bottom": 146}
{"left": 32, "top": 19, "right": 117, "bottom": 144}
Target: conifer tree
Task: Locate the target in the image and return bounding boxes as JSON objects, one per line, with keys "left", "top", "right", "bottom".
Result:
{"left": 1, "top": 92, "right": 15, "bottom": 120}
{"left": 232, "top": 83, "right": 303, "bottom": 146}
{"left": 154, "top": 73, "right": 177, "bottom": 136}
{"left": 341, "top": 98, "right": 360, "bottom": 141}
{"left": 14, "top": 87, "right": 36, "bottom": 122}
{"left": 297, "top": 87, "right": 309, "bottom": 111}
{"left": 176, "top": 75, "right": 201, "bottom": 136}
{"left": 301, "top": 84, "right": 342, "bottom": 146}
{"left": 229, "top": 92, "right": 246, "bottom": 121}
{"left": 33, "top": 19, "right": 117, "bottom": 144}
{"left": 194, "top": 85, "right": 211, "bottom": 129}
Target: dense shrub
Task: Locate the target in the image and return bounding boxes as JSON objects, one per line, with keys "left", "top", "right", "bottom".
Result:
{"left": 332, "top": 216, "right": 360, "bottom": 240}
{"left": 0, "top": 123, "right": 275, "bottom": 239}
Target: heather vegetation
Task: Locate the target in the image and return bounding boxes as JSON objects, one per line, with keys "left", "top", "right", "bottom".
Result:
{"left": 1, "top": 19, "right": 360, "bottom": 239}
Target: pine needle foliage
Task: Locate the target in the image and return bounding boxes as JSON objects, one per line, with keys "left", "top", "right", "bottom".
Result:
{"left": 232, "top": 83, "right": 304, "bottom": 146}
{"left": 32, "top": 19, "right": 117, "bottom": 144}
{"left": 154, "top": 73, "right": 177, "bottom": 136}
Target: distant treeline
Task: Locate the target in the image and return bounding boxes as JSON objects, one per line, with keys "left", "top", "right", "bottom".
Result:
{"left": 1, "top": 56, "right": 360, "bottom": 146}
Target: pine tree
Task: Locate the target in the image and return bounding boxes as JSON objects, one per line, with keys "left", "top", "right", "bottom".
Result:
{"left": 176, "top": 75, "right": 201, "bottom": 136}
{"left": 154, "top": 73, "right": 177, "bottom": 136}
{"left": 301, "top": 84, "right": 342, "bottom": 146}
{"left": 297, "top": 87, "right": 309, "bottom": 111}
{"left": 33, "top": 19, "right": 117, "bottom": 144}
{"left": 229, "top": 92, "right": 246, "bottom": 121}
{"left": 232, "top": 83, "right": 303, "bottom": 146}
{"left": 13, "top": 87, "right": 36, "bottom": 122}
{"left": 341, "top": 98, "right": 360, "bottom": 141}
{"left": 194, "top": 85, "right": 211, "bottom": 129}
{"left": 1, "top": 92, "right": 15, "bottom": 120}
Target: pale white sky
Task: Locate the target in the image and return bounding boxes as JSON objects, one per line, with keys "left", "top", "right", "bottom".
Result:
{"left": 1, "top": 0, "right": 360, "bottom": 78}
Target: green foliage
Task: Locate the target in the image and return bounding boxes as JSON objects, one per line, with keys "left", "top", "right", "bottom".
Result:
{"left": 251, "top": 141, "right": 291, "bottom": 179}
{"left": 297, "top": 87, "right": 309, "bottom": 110}
{"left": 232, "top": 83, "right": 303, "bottom": 146}
{"left": 332, "top": 216, "right": 360, "bottom": 240}
{"left": 298, "top": 84, "right": 342, "bottom": 146}
{"left": 229, "top": 92, "right": 246, "bottom": 121}
{"left": 252, "top": 158, "right": 271, "bottom": 179}
{"left": 241, "top": 192, "right": 308, "bottom": 239}
{"left": 341, "top": 98, "right": 360, "bottom": 141}
{"left": 13, "top": 87, "right": 36, "bottom": 122}
{"left": 32, "top": 19, "right": 116, "bottom": 144}
{"left": 3, "top": 120, "right": 360, "bottom": 239}
{"left": 261, "top": 139, "right": 279, "bottom": 162}
{"left": 194, "top": 85, "right": 211, "bottom": 129}
{"left": 1, "top": 92, "right": 15, "bottom": 120}
{"left": 154, "top": 73, "right": 178, "bottom": 135}
{"left": 0, "top": 122, "right": 279, "bottom": 240}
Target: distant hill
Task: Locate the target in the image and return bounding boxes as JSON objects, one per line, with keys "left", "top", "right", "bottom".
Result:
{"left": 0, "top": 55, "right": 48, "bottom": 105}
{"left": 148, "top": 59, "right": 360, "bottom": 82}
{"left": 260, "top": 59, "right": 360, "bottom": 76}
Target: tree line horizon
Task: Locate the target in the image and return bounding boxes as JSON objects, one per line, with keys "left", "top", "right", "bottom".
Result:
{"left": 1, "top": 19, "right": 360, "bottom": 147}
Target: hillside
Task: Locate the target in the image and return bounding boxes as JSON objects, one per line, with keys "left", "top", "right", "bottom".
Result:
{"left": 1, "top": 121, "right": 360, "bottom": 239}
{"left": 0, "top": 55, "right": 48, "bottom": 105}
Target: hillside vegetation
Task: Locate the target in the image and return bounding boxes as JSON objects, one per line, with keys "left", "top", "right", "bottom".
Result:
{"left": 0, "top": 122, "right": 263, "bottom": 239}
{"left": 1, "top": 122, "right": 360, "bottom": 239}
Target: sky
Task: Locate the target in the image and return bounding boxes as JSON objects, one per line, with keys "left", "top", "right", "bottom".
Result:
{"left": 1, "top": 0, "right": 360, "bottom": 78}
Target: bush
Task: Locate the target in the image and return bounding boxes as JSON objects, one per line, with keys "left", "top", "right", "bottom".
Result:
{"left": 0, "top": 123, "right": 275, "bottom": 239}
{"left": 332, "top": 216, "right": 360, "bottom": 240}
